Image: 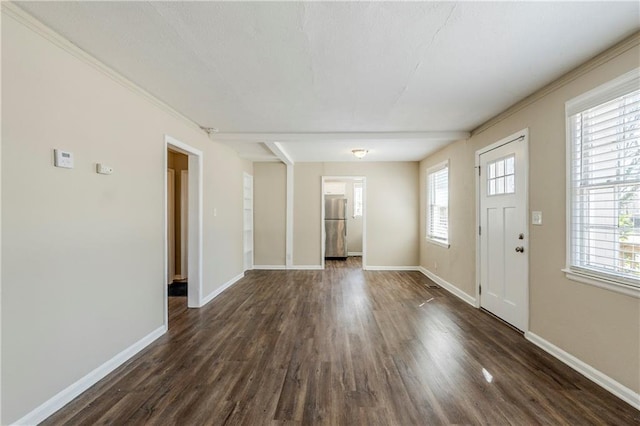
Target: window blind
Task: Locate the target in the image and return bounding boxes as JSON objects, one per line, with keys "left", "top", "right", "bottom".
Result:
{"left": 353, "top": 182, "right": 363, "bottom": 217}
{"left": 569, "top": 88, "right": 640, "bottom": 286}
{"left": 428, "top": 165, "right": 449, "bottom": 243}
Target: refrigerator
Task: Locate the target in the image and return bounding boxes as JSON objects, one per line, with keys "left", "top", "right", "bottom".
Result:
{"left": 325, "top": 197, "right": 348, "bottom": 258}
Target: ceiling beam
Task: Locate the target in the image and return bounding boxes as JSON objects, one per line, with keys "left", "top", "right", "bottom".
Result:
{"left": 213, "top": 131, "right": 470, "bottom": 142}
{"left": 265, "top": 142, "right": 294, "bottom": 165}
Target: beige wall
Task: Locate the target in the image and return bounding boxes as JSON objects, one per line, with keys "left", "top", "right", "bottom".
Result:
{"left": 294, "top": 162, "right": 419, "bottom": 267}
{"left": 1, "top": 14, "right": 249, "bottom": 423}
{"left": 254, "top": 163, "right": 286, "bottom": 266}
{"left": 420, "top": 43, "right": 640, "bottom": 393}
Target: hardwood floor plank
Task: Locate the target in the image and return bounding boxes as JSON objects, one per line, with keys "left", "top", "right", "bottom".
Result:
{"left": 41, "top": 258, "right": 639, "bottom": 425}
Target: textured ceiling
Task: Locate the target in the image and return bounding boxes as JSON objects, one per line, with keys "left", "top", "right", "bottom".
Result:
{"left": 15, "top": 1, "right": 640, "bottom": 162}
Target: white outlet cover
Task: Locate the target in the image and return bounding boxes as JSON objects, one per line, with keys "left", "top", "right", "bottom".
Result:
{"left": 532, "top": 211, "right": 542, "bottom": 225}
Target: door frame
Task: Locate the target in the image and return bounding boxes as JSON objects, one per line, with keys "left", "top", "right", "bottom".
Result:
{"left": 180, "top": 170, "right": 189, "bottom": 279}
{"left": 167, "top": 168, "right": 176, "bottom": 284}
{"left": 321, "top": 176, "right": 367, "bottom": 269}
{"left": 165, "top": 135, "right": 203, "bottom": 323}
{"left": 474, "top": 128, "right": 529, "bottom": 331}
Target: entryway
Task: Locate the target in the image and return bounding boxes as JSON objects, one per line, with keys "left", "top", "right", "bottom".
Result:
{"left": 165, "top": 135, "right": 203, "bottom": 327}
{"left": 476, "top": 129, "right": 529, "bottom": 331}
{"left": 167, "top": 149, "right": 189, "bottom": 301}
{"left": 321, "top": 176, "right": 366, "bottom": 269}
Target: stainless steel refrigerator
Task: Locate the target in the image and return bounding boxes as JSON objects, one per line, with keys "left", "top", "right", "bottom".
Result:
{"left": 325, "top": 197, "right": 348, "bottom": 258}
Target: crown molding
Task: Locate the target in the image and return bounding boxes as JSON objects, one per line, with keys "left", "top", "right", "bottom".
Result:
{"left": 213, "top": 131, "right": 470, "bottom": 142}
{"left": 472, "top": 31, "right": 640, "bottom": 136}
{"left": 1, "top": 2, "right": 206, "bottom": 135}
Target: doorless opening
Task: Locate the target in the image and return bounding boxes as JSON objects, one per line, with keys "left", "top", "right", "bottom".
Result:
{"left": 164, "top": 135, "right": 203, "bottom": 327}
{"left": 321, "top": 176, "right": 367, "bottom": 270}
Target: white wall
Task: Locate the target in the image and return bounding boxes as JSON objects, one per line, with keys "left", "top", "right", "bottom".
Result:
{"left": 1, "top": 11, "right": 250, "bottom": 423}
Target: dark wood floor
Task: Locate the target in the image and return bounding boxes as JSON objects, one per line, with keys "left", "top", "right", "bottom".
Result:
{"left": 43, "top": 257, "right": 638, "bottom": 425}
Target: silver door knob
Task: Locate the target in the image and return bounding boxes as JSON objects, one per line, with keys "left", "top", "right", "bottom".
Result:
{"left": 515, "top": 246, "right": 524, "bottom": 253}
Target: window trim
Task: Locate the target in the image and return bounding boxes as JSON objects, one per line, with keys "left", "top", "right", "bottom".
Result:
{"left": 426, "top": 160, "right": 450, "bottom": 248}
{"left": 564, "top": 67, "right": 640, "bottom": 298}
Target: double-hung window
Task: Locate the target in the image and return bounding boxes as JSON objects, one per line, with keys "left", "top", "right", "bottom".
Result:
{"left": 426, "top": 161, "right": 449, "bottom": 248}
{"left": 565, "top": 68, "right": 640, "bottom": 296}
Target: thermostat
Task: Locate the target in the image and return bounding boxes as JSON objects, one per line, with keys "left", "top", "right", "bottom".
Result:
{"left": 54, "top": 149, "right": 74, "bottom": 169}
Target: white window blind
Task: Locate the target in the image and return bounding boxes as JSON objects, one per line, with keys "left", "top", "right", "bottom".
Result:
{"left": 568, "top": 85, "right": 640, "bottom": 288}
{"left": 427, "top": 163, "right": 449, "bottom": 244}
{"left": 353, "top": 182, "right": 363, "bottom": 217}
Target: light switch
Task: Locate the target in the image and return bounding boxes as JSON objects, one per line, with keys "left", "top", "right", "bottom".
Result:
{"left": 54, "top": 149, "right": 74, "bottom": 169}
{"left": 532, "top": 211, "right": 542, "bottom": 225}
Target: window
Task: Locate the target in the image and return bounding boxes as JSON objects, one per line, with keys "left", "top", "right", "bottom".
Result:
{"left": 487, "top": 155, "right": 515, "bottom": 195}
{"left": 353, "top": 182, "right": 363, "bottom": 217}
{"left": 565, "top": 68, "right": 640, "bottom": 295}
{"left": 426, "top": 161, "right": 449, "bottom": 247}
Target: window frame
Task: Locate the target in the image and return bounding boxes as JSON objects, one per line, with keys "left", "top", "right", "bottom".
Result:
{"left": 426, "top": 160, "right": 450, "bottom": 248}
{"left": 563, "top": 68, "right": 640, "bottom": 298}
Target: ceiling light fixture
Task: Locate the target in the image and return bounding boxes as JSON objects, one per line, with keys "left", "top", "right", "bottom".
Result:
{"left": 352, "top": 149, "right": 368, "bottom": 159}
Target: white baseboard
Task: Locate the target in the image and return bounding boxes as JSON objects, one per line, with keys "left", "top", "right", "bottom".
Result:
{"left": 200, "top": 272, "right": 244, "bottom": 307}
{"left": 173, "top": 274, "right": 186, "bottom": 281}
{"left": 348, "top": 252, "right": 363, "bottom": 256}
{"left": 253, "top": 265, "right": 322, "bottom": 271}
{"left": 289, "top": 265, "right": 323, "bottom": 270}
{"left": 418, "top": 266, "right": 476, "bottom": 307}
{"left": 525, "top": 331, "right": 640, "bottom": 410}
{"left": 365, "top": 266, "right": 420, "bottom": 271}
{"left": 253, "top": 265, "right": 286, "bottom": 270}
{"left": 13, "top": 326, "right": 166, "bottom": 426}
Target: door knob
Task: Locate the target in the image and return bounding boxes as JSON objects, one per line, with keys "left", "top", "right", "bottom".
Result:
{"left": 515, "top": 246, "right": 524, "bottom": 253}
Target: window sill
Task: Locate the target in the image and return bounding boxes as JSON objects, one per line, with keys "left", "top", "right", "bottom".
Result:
{"left": 562, "top": 268, "right": 640, "bottom": 299}
{"left": 426, "top": 238, "right": 450, "bottom": 249}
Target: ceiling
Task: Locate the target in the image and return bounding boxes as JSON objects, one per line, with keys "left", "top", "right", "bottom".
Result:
{"left": 15, "top": 1, "right": 640, "bottom": 162}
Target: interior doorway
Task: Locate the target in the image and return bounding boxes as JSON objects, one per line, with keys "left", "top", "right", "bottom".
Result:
{"left": 167, "top": 149, "right": 189, "bottom": 304}
{"left": 476, "top": 129, "right": 529, "bottom": 331}
{"left": 164, "top": 135, "right": 203, "bottom": 328}
{"left": 321, "top": 176, "right": 367, "bottom": 269}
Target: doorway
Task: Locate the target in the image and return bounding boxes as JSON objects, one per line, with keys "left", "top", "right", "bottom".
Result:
{"left": 321, "top": 176, "right": 367, "bottom": 269}
{"left": 476, "top": 129, "right": 529, "bottom": 331}
{"left": 167, "top": 149, "right": 189, "bottom": 302}
{"left": 164, "top": 135, "right": 203, "bottom": 327}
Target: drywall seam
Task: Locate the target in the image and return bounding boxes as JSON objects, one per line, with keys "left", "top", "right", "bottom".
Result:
{"left": 12, "top": 326, "right": 166, "bottom": 425}
{"left": 525, "top": 331, "right": 640, "bottom": 410}
{"left": 418, "top": 266, "right": 476, "bottom": 306}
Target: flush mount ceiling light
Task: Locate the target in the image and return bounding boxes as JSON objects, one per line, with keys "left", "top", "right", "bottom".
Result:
{"left": 352, "top": 149, "right": 368, "bottom": 159}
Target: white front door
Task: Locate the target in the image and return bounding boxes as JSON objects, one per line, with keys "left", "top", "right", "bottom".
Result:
{"left": 479, "top": 131, "right": 528, "bottom": 331}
